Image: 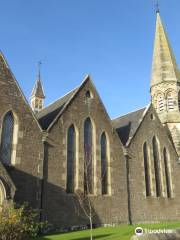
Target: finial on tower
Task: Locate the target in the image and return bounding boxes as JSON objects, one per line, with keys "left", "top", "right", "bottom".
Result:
{"left": 38, "top": 61, "right": 42, "bottom": 80}
{"left": 30, "top": 61, "right": 45, "bottom": 112}
{"left": 156, "top": 0, "right": 160, "bottom": 13}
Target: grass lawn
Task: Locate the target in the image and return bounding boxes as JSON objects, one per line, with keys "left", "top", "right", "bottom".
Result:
{"left": 37, "top": 222, "right": 180, "bottom": 240}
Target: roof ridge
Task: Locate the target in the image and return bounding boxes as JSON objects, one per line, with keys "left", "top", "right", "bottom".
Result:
{"left": 0, "top": 51, "right": 43, "bottom": 132}
{"left": 40, "top": 86, "right": 79, "bottom": 112}
{"left": 37, "top": 75, "right": 90, "bottom": 130}
{"left": 46, "top": 74, "right": 91, "bottom": 131}
{"left": 112, "top": 106, "right": 147, "bottom": 121}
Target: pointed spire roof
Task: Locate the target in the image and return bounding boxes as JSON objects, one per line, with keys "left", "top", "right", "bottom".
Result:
{"left": 31, "top": 78, "right": 45, "bottom": 98}
{"left": 31, "top": 63, "right": 45, "bottom": 99}
{"left": 151, "top": 12, "right": 180, "bottom": 88}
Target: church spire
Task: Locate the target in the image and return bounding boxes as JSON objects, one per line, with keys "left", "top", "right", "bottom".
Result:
{"left": 30, "top": 62, "right": 45, "bottom": 112}
{"left": 151, "top": 12, "right": 180, "bottom": 88}
{"left": 150, "top": 12, "right": 180, "bottom": 157}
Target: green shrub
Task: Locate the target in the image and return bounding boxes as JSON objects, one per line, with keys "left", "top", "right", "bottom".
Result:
{"left": 0, "top": 202, "right": 44, "bottom": 240}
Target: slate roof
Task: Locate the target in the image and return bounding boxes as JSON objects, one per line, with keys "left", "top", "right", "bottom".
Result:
{"left": 31, "top": 79, "right": 45, "bottom": 98}
{"left": 112, "top": 107, "right": 147, "bottom": 145}
{"left": 36, "top": 88, "right": 77, "bottom": 130}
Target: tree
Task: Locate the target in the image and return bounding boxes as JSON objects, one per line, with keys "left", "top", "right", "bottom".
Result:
{"left": 75, "top": 160, "right": 94, "bottom": 239}
{"left": 0, "top": 202, "right": 45, "bottom": 240}
{"left": 75, "top": 128, "right": 109, "bottom": 240}
{"left": 75, "top": 150, "right": 96, "bottom": 240}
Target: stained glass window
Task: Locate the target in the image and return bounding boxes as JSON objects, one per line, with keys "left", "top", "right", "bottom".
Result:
{"left": 0, "top": 112, "right": 14, "bottom": 165}
{"left": 101, "top": 132, "right": 108, "bottom": 195}
{"left": 152, "top": 137, "right": 161, "bottom": 197}
{"left": 66, "top": 125, "right": 76, "bottom": 193}
{"left": 163, "top": 148, "right": 171, "bottom": 198}
{"left": 143, "top": 142, "right": 151, "bottom": 197}
{"left": 84, "top": 118, "right": 93, "bottom": 194}
{"left": 0, "top": 181, "right": 5, "bottom": 204}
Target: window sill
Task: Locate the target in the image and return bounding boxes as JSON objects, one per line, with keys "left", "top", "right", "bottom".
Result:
{"left": 66, "top": 193, "right": 76, "bottom": 196}
{"left": 145, "top": 195, "right": 174, "bottom": 200}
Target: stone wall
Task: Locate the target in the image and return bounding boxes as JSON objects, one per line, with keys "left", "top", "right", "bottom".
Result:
{"left": 128, "top": 105, "right": 180, "bottom": 223}
{"left": 41, "top": 78, "right": 129, "bottom": 228}
{"left": 0, "top": 54, "right": 43, "bottom": 209}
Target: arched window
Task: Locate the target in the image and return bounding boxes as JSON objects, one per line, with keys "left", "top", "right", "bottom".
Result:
{"left": 163, "top": 148, "right": 171, "bottom": 198}
{"left": 152, "top": 137, "right": 161, "bottom": 197}
{"left": 101, "top": 132, "right": 108, "bottom": 195}
{"left": 178, "top": 92, "right": 180, "bottom": 111}
{"left": 86, "top": 90, "right": 92, "bottom": 98}
{"left": 0, "top": 112, "right": 14, "bottom": 165}
{"left": 66, "top": 125, "right": 76, "bottom": 193}
{"left": 0, "top": 180, "right": 6, "bottom": 205}
{"left": 167, "top": 92, "right": 174, "bottom": 111}
{"left": 143, "top": 142, "right": 151, "bottom": 197}
{"left": 157, "top": 94, "right": 164, "bottom": 112}
{"left": 84, "top": 118, "right": 93, "bottom": 194}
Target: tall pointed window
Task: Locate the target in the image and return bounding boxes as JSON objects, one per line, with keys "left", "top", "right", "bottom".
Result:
{"left": 84, "top": 118, "right": 93, "bottom": 194}
{"left": 0, "top": 112, "right": 14, "bottom": 165}
{"left": 152, "top": 137, "right": 161, "bottom": 197}
{"left": 66, "top": 125, "right": 76, "bottom": 193}
{"left": 0, "top": 180, "right": 6, "bottom": 205}
{"left": 143, "top": 142, "right": 151, "bottom": 197}
{"left": 163, "top": 148, "right": 171, "bottom": 198}
{"left": 178, "top": 92, "right": 180, "bottom": 111}
{"left": 101, "top": 132, "right": 108, "bottom": 195}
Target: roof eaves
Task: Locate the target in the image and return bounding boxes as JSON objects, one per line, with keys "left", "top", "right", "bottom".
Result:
{"left": 37, "top": 87, "right": 78, "bottom": 120}
{"left": 46, "top": 84, "right": 81, "bottom": 132}
{"left": 47, "top": 74, "right": 92, "bottom": 131}
{"left": 46, "top": 74, "right": 113, "bottom": 133}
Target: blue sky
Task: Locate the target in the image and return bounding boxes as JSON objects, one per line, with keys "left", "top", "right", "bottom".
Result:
{"left": 1, "top": 0, "right": 180, "bottom": 118}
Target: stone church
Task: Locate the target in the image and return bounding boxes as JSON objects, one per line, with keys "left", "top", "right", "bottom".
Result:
{"left": 0, "top": 11, "right": 180, "bottom": 228}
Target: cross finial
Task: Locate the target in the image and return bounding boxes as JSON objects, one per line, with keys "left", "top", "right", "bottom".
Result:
{"left": 156, "top": 0, "right": 160, "bottom": 13}
{"left": 38, "top": 61, "right": 42, "bottom": 80}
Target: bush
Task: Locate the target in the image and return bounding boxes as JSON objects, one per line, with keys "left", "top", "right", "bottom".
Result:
{"left": 0, "top": 202, "right": 44, "bottom": 240}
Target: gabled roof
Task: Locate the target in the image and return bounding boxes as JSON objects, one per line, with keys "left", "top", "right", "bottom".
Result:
{"left": 36, "top": 74, "right": 115, "bottom": 133}
{"left": 0, "top": 52, "right": 42, "bottom": 131}
{"left": 37, "top": 75, "right": 94, "bottom": 131}
{"left": 112, "top": 107, "right": 147, "bottom": 146}
{"left": 36, "top": 88, "right": 77, "bottom": 130}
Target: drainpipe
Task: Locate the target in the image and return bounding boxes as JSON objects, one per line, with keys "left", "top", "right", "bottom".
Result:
{"left": 123, "top": 147, "right": 132, "bottom": 225}
{"left": 39, "top": 131, "right": 48, "bottom": 223}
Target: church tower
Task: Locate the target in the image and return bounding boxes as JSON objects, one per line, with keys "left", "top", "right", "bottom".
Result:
{"left": 30, "top": 63, "right": 45, "bottom": 112}
{"left": 151, "top": 11, "right": 180, "bottom": 156}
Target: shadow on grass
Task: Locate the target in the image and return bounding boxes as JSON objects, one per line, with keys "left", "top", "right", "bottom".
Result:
{"left": 38, "top": 233, "right": 113, "bottom": 240}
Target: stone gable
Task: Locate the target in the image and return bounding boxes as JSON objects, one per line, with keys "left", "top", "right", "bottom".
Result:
{"left": 0, "top": 53, "right": 43, "bottom": 208}
{"left": 41, "top": 76, "right": 129, "bottom": 227}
